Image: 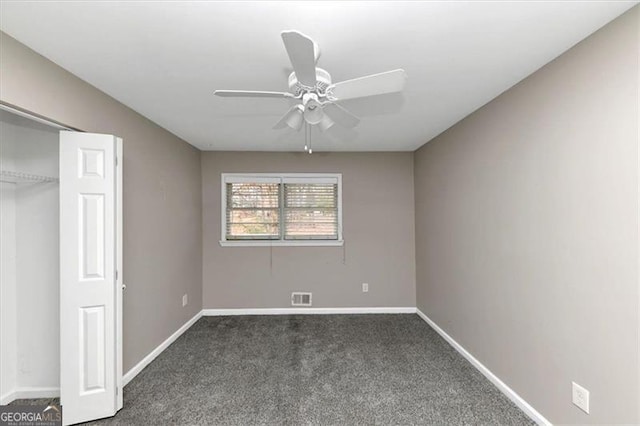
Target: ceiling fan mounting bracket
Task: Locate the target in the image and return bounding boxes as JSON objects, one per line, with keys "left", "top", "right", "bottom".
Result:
{"left": 288, "top": 68, "right": 332, "bottom": 97}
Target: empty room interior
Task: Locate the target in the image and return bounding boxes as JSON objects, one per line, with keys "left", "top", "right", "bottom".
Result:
{"left": 0, "top": 1, "right": 639, "bottom": 425}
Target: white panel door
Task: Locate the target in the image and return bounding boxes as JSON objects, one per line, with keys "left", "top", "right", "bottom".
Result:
{"left": 60, "top": 131, "right": 122, "bottom": 425}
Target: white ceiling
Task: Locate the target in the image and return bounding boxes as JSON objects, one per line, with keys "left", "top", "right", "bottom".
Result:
{"left": 0, "top": 1, "right": 636, "bottom": 152}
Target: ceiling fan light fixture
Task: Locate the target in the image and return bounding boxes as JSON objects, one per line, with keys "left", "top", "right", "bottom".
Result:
{"left": 286, "top": 105, "right": 305, "bottom": 130}
{"left": 303, "top": 101, "right": 324, "bottom": 125}
{"left": 318, "top": 113, "right": 335, "bottom": 132}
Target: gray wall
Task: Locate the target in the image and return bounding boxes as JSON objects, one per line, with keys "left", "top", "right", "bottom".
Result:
{"left": 0, "top": 33, "right": 203, "bottom": 372}
{"left": 414, "top": 8, "right": 639, "bottom": 425}
{"left": 202, "top": 152, "right": 415, "bottom": 309}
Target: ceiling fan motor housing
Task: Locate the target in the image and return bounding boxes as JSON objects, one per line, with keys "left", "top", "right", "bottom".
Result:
{"left": 288, "top": 68, "right": 332, "bottom": 96}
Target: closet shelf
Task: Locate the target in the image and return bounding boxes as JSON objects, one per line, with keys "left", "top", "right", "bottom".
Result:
{"left": 0, "top": 170, "right": 59, "bottom": 184}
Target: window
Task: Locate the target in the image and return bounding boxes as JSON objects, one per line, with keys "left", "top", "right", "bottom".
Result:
{"left": 221, "top": 173, "right": 342, "bottom": 246}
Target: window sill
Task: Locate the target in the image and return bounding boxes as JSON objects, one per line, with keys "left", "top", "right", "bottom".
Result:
{"left": 219, "top": 240, "right": 344, "bottom": 247}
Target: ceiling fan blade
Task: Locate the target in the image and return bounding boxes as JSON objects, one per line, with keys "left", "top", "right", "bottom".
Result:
{"left": 281, "top": 30, "right": 317, "bottom": 88}
{"left": 273, "top": 105, "right": 304, "bottom": 130}
{"left": 329, "top": 69, "right": 407, "bottom": 101}
{"left": 214, "top": 90, "right": 294, "bottom": 99}
{"left": 322, "top": 103, "right": 360, "bottom": 129}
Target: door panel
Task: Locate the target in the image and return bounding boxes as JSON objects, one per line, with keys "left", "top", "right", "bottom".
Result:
{"left": 80, "top": 194, "right": 105, "bottom": 280}
{"left": 60, "top": 131, "right": 120, "bottom": 425}
{"left": 80, "top": 306, "right": 105, "bottom": 393}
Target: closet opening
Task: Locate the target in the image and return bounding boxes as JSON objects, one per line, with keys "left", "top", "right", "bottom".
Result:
{"left": 0, "top": 106, "right": 124, "bottom": 425}
{"left": 1, "top": 107, "right": 64, "bottom": 405}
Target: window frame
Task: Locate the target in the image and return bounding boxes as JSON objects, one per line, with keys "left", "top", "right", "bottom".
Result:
{"left": 220, "top": 173, "right": 343, "bottom": 247}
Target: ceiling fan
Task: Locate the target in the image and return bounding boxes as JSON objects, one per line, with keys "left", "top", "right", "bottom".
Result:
{"left": 214, "top": 30, "right": 407, "bottom": 136}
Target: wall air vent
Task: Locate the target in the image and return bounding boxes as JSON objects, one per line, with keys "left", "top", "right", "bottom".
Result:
{"left": 291, "top": 292, "right": 312, "bottom": 307}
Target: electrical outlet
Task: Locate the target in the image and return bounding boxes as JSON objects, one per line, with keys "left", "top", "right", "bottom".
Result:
{"left": 182, "top": 294, "right": 188, "bottom": 307}
{"left": 362, "top": 283, "right": 369, "bottom": 292}
{"left": 572, "top": 382, "right": 589, "bottom": 414}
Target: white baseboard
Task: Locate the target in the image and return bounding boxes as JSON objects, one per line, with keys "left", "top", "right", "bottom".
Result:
{"left": 415, "top": 309, "right": 551, "bottom": 426}
{"left": 202, "top": 307, "right": 417, "bottom": 316}
{"left": 0, "top": 390, "right": 14, "bottom": 405}
{"left": 0, "top": 387, "right": 60, "bottom": 405}
{"left": 122, "top": 310, "right": 202, "bottom": 386}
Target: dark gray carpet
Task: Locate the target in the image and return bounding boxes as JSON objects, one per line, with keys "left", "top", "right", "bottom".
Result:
{"left": 9, "top": 397, "right": 59, "bottom": 406}
{"left": 83, "top": 314, "right": 532, "bottom": 425}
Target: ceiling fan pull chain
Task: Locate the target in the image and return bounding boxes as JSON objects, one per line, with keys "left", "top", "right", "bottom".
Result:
{"left": 304, "top": 122, "right": 308, "bottom": 152}
{"left": 308, "top": 124, "right": 313, "bottom": 154}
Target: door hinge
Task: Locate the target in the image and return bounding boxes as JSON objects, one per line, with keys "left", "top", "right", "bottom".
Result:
{"left": 115, "top": 156, "right": 119, "bottom": 166}
{"left": 116, "top": 270, "right": 119, "bottom": 280}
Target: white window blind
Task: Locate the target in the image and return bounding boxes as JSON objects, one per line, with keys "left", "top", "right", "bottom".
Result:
{"left": 284, "top": 183, "right": 338, "bottom": 240}
{"left": 225, "top": 182, "right": 280, "bottom": 239}
{"left": 221, "top": 174, "right": 342, "bottom": 246}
